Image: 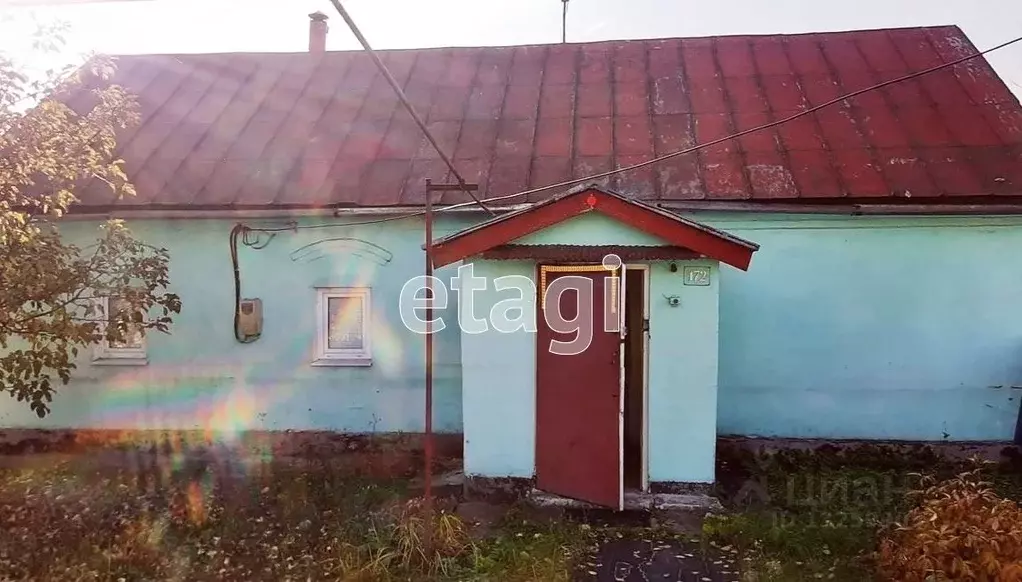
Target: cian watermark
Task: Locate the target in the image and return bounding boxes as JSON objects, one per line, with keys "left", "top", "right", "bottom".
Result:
{"left": 731, "top": 471, "right": 912, "bottom": 531}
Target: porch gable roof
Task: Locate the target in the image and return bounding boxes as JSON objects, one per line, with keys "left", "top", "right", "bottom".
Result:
{"left": 429, "top": 185, "right": 759, "bottom": 270}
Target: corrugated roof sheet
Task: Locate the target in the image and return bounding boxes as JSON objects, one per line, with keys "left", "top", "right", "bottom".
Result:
{"left": 65, "top": 25, "right": 1022, "bottom": 209}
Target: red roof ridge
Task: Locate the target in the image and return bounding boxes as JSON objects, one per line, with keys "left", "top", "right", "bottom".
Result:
{"left": 99, "top": 24, "right": 968, "bottom": 61}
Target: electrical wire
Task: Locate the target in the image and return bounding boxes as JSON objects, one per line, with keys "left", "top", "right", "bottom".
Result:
{"left": 229, "top": 32, "right": 1022, "bottom": 343}
{"left": 326, "top": 0, "right": 495, "bottom": 216}
{"left": 229, "top": 224, "right": 260, "bottom": 343}
{"left": 462, "top": 32, "right": 1022, "bottom": 209}
{"left": 254, "top": 30, "right": 1022, "bottom": 233}
{"left": 230, "top": 221, "right": 399, "bottom": 343}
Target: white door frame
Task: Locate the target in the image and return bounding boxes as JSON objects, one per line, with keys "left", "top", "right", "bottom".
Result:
{"left": 619, "top": 263, "right": 650, "bottom": 495}
{"left": 617, "top": 263, "right": 626, "bottom": 510}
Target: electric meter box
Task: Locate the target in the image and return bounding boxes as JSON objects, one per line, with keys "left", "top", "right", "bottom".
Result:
{"left": 238, "top": 298, "right": 263, "bottom": 338}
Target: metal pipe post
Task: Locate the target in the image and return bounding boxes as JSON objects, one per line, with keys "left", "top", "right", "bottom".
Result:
{"left": 424, "top": 179, "right": 434, "bottom": 510}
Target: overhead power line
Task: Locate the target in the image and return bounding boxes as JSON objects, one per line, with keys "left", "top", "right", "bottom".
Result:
{"left": 228, "top": 30, "right": 1022, "bottom": 352}
{"left": 326, "top": 0, "right": 495, "bottom": 216}
{"left": 242, "top": 30, "right": 1022, "bottom": 232}
{"left": 467, "top": 32, "right": 1022, "bottom": 209}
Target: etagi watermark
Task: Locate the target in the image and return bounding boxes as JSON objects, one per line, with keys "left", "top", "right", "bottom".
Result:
{"left": 399, "top": 254, "right": 624, "bottom": 356}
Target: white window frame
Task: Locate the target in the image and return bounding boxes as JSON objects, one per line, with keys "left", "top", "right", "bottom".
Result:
{"left": 314, "top": 287, "right": 372, "bottom": 366}
{"left": 91, "top": 296, "right": 147, "bottom": 365}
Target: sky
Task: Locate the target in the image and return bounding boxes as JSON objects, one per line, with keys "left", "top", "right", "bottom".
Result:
{"left": 1, "top": 0, "right": 1021, "bottom": 97}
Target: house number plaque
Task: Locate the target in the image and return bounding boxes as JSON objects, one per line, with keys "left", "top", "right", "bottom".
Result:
{"left": 682, "top": 266, "right": 710, "bottom": 286}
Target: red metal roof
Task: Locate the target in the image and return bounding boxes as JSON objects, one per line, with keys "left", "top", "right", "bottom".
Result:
{"left": 66, "top": 25, "right": 1022, "bottom": 210}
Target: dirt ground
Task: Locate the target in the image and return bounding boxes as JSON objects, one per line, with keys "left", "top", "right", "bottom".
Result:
{"left": 6, "top": 441, "right": 998, "bottom": 581}
{"left": 0, "top": 448, "right": 731, "bottom": 582}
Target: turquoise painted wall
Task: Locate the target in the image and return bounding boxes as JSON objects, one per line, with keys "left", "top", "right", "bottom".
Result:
{"left": 6, "top": 209, "right": 1022, "bottom": 450}
{"left": 516, "top": 212, "right": 665, "bottom": 246}
{"left": 459, "top": 259, "right": 537, "bottom": 478}
{"left": 0, "top": 215, "right": 472, "bottom": 434}
{"left": 703, "top": 214, "right": 1022, "bottom": 442}
{"left": 647, "top": 260, "right": 719, "bottom": 483}
{"left": 459, "top": 212, "right": 721, "bottom": 484}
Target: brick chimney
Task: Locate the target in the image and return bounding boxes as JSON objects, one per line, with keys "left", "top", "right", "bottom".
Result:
{"left": 309, "top": 11, "right": 328, "bottom": 53}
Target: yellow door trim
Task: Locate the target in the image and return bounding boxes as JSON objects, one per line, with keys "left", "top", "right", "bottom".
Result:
{"left": 539, "top": 264, "right": 620, "bottom": 311}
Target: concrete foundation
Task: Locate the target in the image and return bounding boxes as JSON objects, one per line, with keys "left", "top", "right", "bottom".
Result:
{"left": 717, "top": 435, "right": 1019, "bottom": 462}
{"left": 0, "top": 429, "right": 464, "bottom": 466}
{"left": 526, "top": 489, "right": 722, "bottom": 512}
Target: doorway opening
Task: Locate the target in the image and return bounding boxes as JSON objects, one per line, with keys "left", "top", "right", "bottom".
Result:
{"left": 623, "top": 266, "right": 648, "bottom": 491}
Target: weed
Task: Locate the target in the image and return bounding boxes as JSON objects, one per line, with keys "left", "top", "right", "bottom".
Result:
{"left": 385, "top": 499, "right": 474, "bottom": 576}
{"left": 469, "top": 520, "right": 596, "bottom": 581}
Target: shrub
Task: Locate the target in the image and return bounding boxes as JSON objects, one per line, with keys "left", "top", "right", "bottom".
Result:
{"left": 876, "top": 467, "right": 1022, "bottom": 581}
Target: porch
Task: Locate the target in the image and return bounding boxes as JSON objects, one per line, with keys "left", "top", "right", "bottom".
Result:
{"left": 431, "top": 185, "right": 759, "bottom": 510}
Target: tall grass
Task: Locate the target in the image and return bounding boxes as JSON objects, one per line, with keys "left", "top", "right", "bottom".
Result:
{"left": 329, "top": 499, "right": 476, "bottom": 580}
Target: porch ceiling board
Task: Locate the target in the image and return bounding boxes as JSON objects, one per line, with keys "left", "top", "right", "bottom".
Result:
{"left": 429, "top": 185, "right": 759, "bottom": 269}
{"left": 479, "top": 245, "right": 702, "bottom": 262}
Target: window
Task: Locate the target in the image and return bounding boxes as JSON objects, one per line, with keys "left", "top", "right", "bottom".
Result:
{"left": 314, "top": 288, "right": 371, "bottom": 366}
{"left": 92, "top": 296, "right": 147, "bottom": 364}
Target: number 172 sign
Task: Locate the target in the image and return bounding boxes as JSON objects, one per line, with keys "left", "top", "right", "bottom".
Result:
{"left": 683, "top": 266, "right": 710, "bottom": 286}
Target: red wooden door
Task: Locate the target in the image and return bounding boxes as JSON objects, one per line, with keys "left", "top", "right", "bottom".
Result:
{"left": 535, "top": 267, "right": 623, "bottom": 508}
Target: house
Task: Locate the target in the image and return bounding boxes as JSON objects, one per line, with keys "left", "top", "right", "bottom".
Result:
{"left": 5, "top": 13, "right": 1022, "bottom": 508}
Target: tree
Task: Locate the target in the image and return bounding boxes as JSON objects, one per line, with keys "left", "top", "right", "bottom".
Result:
{"left": 0, "top": 18, "right": 180, "bottom": 417}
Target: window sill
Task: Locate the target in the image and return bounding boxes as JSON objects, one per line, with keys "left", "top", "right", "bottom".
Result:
{"left": 91, "top": 357, "right": 149, "bottom": 367}
{"left": 311, "top": 357, "right": 373, "bottom": 368}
